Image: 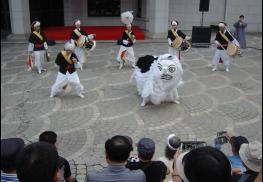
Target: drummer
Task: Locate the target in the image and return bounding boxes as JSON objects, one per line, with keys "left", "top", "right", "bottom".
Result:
{"left": 70, "top": 19, "right": 95, "bottom": 68}
{"left": 212, "top": 22, "right": 240, "bottom": 72}
{"left": 167, "top": 20, "right": 191, "bottom": 59}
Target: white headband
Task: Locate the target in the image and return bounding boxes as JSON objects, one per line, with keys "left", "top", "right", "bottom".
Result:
{"left": 167, "top": 134, "right": 177, "bottom": 150}
{"left": 64, "top": 42, "right": 75, "bottom": 51}
{"left": 33, "top": 21, "right": 40, "bottom": 28}
{"left": 171, "top": 21, "right": 178, "bottom": 26}
{"left": 175, "top": 151, "right": 189, "bottom": 182}
{"left": 218, "top": 23, "right": 226, "bottom": 27}
{"left": 74, "top": 20, "right": 81, "bottom": 26}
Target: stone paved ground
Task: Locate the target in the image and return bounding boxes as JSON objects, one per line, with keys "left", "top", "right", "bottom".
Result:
{"left": 1, "top": 34, "right": 262, "bottom": 181}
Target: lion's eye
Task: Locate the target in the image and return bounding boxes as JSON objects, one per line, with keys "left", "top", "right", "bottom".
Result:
{"left": 169, "top": 66, "right": 176, "bottom": 73}
{"left": 158, "top": 64, "right": 162, "bottom": 71}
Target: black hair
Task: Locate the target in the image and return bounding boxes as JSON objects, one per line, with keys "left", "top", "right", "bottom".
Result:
{"left": 138, "top": 151, "right": 154, "bottom": 160}
{"left": 1, "top": 138, "right": 24, "bottom": 172}
{"left": 105, "top": 135, "right": 133, "bottom": 163}
{"left": 136, "top": 55, "right": 157, "bottom": 73}
{"left": 165, "top": 146, "right": 176, "bottom": 160}
{"left": 39, "top": 131, "right": 57, "bottom": 145}
{"left": 183, "top": 146, "right": 231, "bottom": 182}
{"left": 230, "top": 136, "right": 249, "bottom": 153}
{"left": 239, "top": 15, "right": 244, "bottom": 18}
{"left": 16, "top": 142, "right": 59, "bottom": 182}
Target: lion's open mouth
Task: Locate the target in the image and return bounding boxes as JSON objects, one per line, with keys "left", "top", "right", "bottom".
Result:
{"left": 161, "top": 74, "right": 173, "bottom": 80}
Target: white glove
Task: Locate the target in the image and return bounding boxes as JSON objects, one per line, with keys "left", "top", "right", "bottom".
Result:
{"left": 88, "top": 34, "right": 94, "bottom": 40}
{"left": 123, "top": 40, "right": 129, "bottom": 45}
{"left": 215, "top": 40, "right": 220, "bottom": 46}
{"left": 185, "top": 36, "right": 191, "bottom": 41}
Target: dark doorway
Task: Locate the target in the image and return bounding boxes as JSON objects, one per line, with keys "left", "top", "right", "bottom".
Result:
{"left": 29, "top": 0, "right": 64, "bottom": 28}
{"left": 1, "top": 0, "right": 11, "bottom": 38}
{"left": 88, "top": 0, "right": 120, "bottom": 17}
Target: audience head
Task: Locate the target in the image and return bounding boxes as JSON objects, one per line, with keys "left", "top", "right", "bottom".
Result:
{"left": 16, "top": 142, "right": 59, "bottom": 182}
{"left": 1, "top": 138, "right": 24, "bottom": 172}
{"left": 105, "top": 135, "right": 133, "bottom": 163}
{"left": 239, "top": 141, "right": 262, "bottom": 172}
{"left": 39, "top": 131, "right": 57, "bottom": 148}
{"left": 176, "top": 146, "right": 231, "bottom": 182}
{"left": 165, "top": 134, "right": 181, "bottom": 160}
{"left": 239, "top": 15, "right": 244, "bottom": 20}
{"left": 230, "top": 136, "right": 249, "bottom": 155}
{"left": 137, "top": 138, "right": 155, "bottom": 161}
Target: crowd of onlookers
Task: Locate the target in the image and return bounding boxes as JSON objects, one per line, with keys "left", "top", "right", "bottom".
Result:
{"left": 1, "top": 130, "right": 262, "bottom": 182}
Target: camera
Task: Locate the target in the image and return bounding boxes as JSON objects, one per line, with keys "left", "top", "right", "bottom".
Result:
{"left": 216, "top": 131, "right": 228, "bottom": 145}
{"left": 180, "top": 141, "right": 207, "bottom": 152}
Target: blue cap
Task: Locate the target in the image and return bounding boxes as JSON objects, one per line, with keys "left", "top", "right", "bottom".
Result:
{"left": 137, "top": 138, "right": 155, "bottom": 155}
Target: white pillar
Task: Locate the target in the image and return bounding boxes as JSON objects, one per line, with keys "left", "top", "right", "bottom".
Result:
{"left": 146, "top": 0, "right": 169, "bottom": 38}
{"left": 8, "top": 0, "right": 31, "bottom": 38}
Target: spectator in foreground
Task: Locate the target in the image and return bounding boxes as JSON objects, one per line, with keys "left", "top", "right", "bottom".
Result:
{"left": 172, "top": 146, "right": 232, "bottom": 182}
{"left": 39, "top": 131, "right": 77, "bottom": 182}
{"left": 126, "top": 137, "right": 168, "bottom": 182}
{"left": 16, "top": 142, "right": 59, "bottom": 182}
{"left": 231, "top": 141, "right": 262, "bottom": 182}
{"left": 87, "top": 135, "right": 146, "bottom": 182}
{"left": 1, "top": 138, "right": 24, "bottom": 182}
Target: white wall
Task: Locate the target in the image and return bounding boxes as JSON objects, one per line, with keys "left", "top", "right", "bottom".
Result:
{"left": 226, "top": 0, "right": 262, "bottom": 32}
{"left": 169, "top": 0, "right": 262, "bottom": 32}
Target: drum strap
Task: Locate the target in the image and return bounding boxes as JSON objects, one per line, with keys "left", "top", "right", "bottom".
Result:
{"left": 219, "top": 31, "right": 230, "bottom": 43}
{"left": 33, "top": 31, "right": 43, "bottom": 41}
{"left": 171, "top": 29, "right": 179, "bottom": 39}
{"left": 125, "top": 30, "right": 135, "bottom": 42}
{"left": 74, "top": 29, "right": 82, "bottom": 37}
{"left": 61, "top": 51, "right": 74, "bottom": 65}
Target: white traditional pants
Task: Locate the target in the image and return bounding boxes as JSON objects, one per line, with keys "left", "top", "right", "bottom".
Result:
{"left": 212, "top": 49, "right": 230, "bottom": 68}
{"left": 74, "top": 47, "right": 86, "bottom": 66}
{"left": 51, "top": 71, "right": 84, "bottom": 96}
{"left": 168, "top": 46, "right": 180, "bottom": 59}
{"left": 33, "top": 50, "right": 46, "bottom": 71}
{"left": 117, "top": 45, "right": 135, "bottom": 65}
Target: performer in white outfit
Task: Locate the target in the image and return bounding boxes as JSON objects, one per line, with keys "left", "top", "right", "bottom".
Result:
{"left": 212, "top": 22, "right": 240, "bottom": 72}
{"left": 50, "top": 42, "right": 84, "bottom": 98}
{"left": 28, "top": 21, "right": 49, "bottom": 74}
{"left": 167, "top": 20, "right": 191, "bottom": 59}
{"left": 132, "top": 54, "right": 184, "bottom": 106}
{"left": 117, "top": 11, "right": 136, "bottom": 69}
{"left": 70, "top": 19, "right": 96, "bottom": 68}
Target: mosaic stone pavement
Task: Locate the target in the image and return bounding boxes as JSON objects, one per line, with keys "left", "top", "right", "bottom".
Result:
{"left": 1, "top": 34, "right": 262, "bottom": 181}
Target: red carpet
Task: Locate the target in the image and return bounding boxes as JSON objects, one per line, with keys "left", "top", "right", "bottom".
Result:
{"left": 43, "top": 26, "right": 145, "bottom": 41}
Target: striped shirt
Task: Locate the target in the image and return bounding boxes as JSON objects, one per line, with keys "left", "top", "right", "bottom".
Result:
{"left": 1, "top": 172, "right": 19, "bottom": 182}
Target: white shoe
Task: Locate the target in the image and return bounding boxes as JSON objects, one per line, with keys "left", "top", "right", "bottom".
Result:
{"left": 174, "top": 100, "right": 180, "bottom": 104}
{"left": 41, "top": 68, "right": 47, "bottom": 72}
{"left": 140, "top": 100, "right": 146, "bottom": 107}
{"left": 212, "top": 67, "right": 217, "bottom": 72}
{"left": 78, "top": 94, "right": 85, "bottom": 98}
{"left": 132, "top": 63, "right": 136, "bottom": 68}
{"left": 119, "top": 62, "right": 124, "bottom": 69}
{"left": 50, "top": 94, "right": 54, "bottom": 98}
{"left": 225, "top": 67, "right": 229, "bottom": 72}
{"left": 38, "top": 70, "right": 42, "bottom": 74}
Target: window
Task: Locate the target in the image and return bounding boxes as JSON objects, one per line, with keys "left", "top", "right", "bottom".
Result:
{"left": 88, "top": 0, "right": 120, "bottom": 17}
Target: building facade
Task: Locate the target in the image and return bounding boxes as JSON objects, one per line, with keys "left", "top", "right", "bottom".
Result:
{"left": 2, "top": 0, "right": 262, "bottom": 39}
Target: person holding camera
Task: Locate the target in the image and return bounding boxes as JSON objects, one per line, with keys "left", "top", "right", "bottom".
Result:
{"left": 214, "top": 131, "right": 249, "bottom": 174}
{"left": 231, "top": 141, "right": 262, "bottom": 182}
